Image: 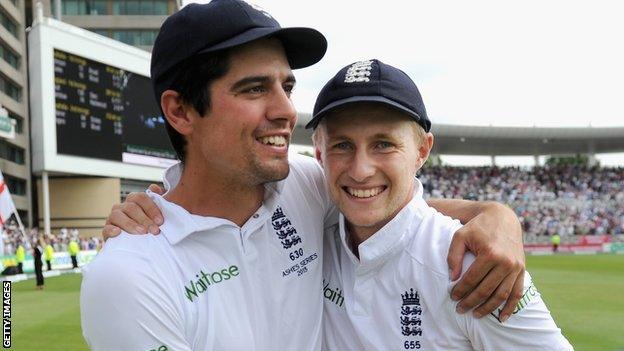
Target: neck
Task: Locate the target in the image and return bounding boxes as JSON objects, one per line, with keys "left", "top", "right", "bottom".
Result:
{"left": 164, "top": 161, "right": 265, "bottom": 227}
{"left": 346, "top": 222, "right": 386, "bottom": 258}
{"left": 345, "top": 185, "right": 417, "bottom": 258}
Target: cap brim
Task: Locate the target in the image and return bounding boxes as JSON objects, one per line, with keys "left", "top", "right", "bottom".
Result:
{"left": 198, "top": 26, "right": 327, "bottom": 69}
{"left": 305, "top": 96, "right": 423, "bottom": 129}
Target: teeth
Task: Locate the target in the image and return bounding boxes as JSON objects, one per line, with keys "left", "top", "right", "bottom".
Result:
{"left": 260, "top": 135, "right": 286, "bottom": 146}
{"left": 347, "top": 187, "right": 384, "bottom": 198}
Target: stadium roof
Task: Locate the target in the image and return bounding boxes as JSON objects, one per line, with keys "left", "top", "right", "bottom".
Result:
{"left": 293, "top": 113, "right": 624, "bottom": 156}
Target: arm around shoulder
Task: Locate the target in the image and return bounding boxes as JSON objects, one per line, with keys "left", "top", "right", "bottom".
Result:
{"left": 430, "top": 198, "right": 526, "bottom": 319}
{"left": 464, "top": 272, "right": 573, "bottom": 351}
{"left": 80, "top": 249, "right": 191, "bottom": 351}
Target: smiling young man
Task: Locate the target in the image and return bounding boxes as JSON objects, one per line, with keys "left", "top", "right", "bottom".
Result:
{"left": 83, "top": 0, "right": 528, "bottom": 350}
{"left": 81, "top": 1, "right": 332, "bottom": 350}
{"left": 311, "top": 60, "right": 573, "bottom": 350}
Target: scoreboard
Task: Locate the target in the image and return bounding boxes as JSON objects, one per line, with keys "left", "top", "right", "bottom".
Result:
{"left": 53, "top": 49, "right": 176, "bottom": 167}
{"left": 29, "top": 18, "right": 176, "bottom": 180}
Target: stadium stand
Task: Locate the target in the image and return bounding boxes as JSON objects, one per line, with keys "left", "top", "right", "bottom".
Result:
{"left": 2, "top": 165, "right": 622, "bottom": 252}
{"left": 2, "top": 221, "right": 100, "bottom": 256}
{"left": 419, "top": 165, "right": 624, "bottom": 244}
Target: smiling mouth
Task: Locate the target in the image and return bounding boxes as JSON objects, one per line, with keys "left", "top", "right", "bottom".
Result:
{"left": 343, "top": 186, "right": 387, "bottom": 199}
{"left": 258, "top": 135, "right": 288, "bottom": 147}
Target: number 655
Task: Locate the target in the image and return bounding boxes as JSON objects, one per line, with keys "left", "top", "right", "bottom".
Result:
{"left": 404, "top": 340, "right": 421, "bottom": 349}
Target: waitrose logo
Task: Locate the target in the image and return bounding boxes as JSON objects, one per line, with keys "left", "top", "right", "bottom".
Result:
{"left": 184, "top": 265, "right": 240, "bottom": 302}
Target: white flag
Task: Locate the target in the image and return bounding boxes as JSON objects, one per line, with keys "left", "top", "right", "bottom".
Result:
{"left": 0, "top": 170, "right": 16, "bottom": 226}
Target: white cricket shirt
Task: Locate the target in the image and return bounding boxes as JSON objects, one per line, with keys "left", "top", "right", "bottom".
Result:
{"left": 81, "top": 154, "right": 334, "bottom": 351}
{"left": 322, "top": 181, "right": 573, "bottom": 351}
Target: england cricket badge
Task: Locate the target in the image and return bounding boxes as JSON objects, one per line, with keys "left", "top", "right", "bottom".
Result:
{"left": 271, "top": 206, "right": 302, "bottom": 249}
{"left": 401, "top": 288, "right": 422, "bottom": 349}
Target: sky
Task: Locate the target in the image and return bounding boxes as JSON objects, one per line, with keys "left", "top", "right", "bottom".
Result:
{"left": 185, "top": 0, "right": 624, "bottom": 166}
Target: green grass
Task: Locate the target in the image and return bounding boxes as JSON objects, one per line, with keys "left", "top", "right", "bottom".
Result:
{"left": 10, "top": 273, "right": 88, "bottom": 350}
{"left": 5, "top": 255, "right": 624, "bottom": 350}
{"left": 527, "top": 254, "right": 624, "bottom": 351}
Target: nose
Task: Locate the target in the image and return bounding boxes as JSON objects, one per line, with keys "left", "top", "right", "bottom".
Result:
{"left": 348, "top": 148, "right": 376, "bottom": 183}
{"left": 266, "top": 84, "right": 297, "bottom": 126}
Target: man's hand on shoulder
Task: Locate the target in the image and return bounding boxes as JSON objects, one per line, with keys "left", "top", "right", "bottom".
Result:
{"left": 102, "top": 184, "right": 166, "bottom": 241}
{"left": 447, "top": 201, "right": 525, "bottom": 323}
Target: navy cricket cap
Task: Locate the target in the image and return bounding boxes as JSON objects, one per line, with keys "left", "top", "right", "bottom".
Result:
{"left": 306, "top": 59, "right": 431, "bottom": 132}
{"left": 151, "top": 0, "right": 327, "bottom": 100}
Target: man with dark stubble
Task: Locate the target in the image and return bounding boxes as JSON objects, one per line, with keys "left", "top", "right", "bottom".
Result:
{"left": 83, "top": 1, "right": 526, "bottom": 349}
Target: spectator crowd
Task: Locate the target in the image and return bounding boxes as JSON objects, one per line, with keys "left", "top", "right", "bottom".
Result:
{"left": 2, "top": 222, "right": 100, "bottom": 256}
{"left": 2, "top": 164, "right": 623, "bottom": 254}
{"left": 419, "top": 165, "right": 624, "bottom": 240}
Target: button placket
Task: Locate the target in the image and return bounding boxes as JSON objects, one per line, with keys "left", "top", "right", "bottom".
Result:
{"left": 352, "top": 271, "right": 375, "bottom": 316}
{"left": 239, "top": 209, "right": 268, "bottom": 252}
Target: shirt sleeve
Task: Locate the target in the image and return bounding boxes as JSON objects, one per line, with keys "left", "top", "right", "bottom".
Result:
{"left": 463, "top": 272, "right": 574, "bottom": 351}
{"left": 80, "top": 248, "right": 192, "bottom": 351}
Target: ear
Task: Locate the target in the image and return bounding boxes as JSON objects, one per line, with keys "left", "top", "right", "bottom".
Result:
{"left": 314, "top": 146, "right": 324, "bottom": 166}
{"left": 160, "top": 90, "right": 194, "bottom": 136}
{"left": 416, "top": 133, "right": 434, "bottom": 170}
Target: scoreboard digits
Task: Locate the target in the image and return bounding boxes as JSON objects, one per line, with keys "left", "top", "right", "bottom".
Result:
{"left": 53, "top": 49, "right": 176, "bottom": 167}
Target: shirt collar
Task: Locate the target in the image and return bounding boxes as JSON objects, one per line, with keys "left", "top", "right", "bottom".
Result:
{"left": 157, "top": 162, "right": 287, "bottom": 244}
{"left": 262, "top": 176, "right": 286, "bottom": 214}
{"left": 148, "top": 191, "right": 235, "bottom": 245}
{"left": 163, "top": 162, "right": 183, "bottom": 191}
{"left": 338, "top": 180, "right": 429, "bottom": 273}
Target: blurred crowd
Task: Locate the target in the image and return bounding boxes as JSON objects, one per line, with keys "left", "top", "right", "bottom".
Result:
{"left": 2, "top": 164, "right": 623, "bottom": 254}
{"left": 2, "top": 222, "right": 101, "bottom": 256}
{"left": 419, "top": 165, "right": 624, "bottom": 238}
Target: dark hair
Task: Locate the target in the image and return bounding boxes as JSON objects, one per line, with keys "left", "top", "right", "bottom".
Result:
{"left": 162, "top": 50, "right": 231, "bottom": 162}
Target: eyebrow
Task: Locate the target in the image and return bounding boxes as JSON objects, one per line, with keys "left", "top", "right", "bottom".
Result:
{"left": 326, "top": 132, "right": 395, "bottom": 141}
{"left": 326, "top": 136, "right": 357, "bottom": 148}
{"left": 324, "top": 132, "right": 403, "bottom": 148}
{"left": 230, "top": 74, "right": 296, "bottom": 91}
{"left": 285, "top": 74, "right": 296, "bottom": 85}
{"left": 370, "top": 132, "right": 396, "bottom": 140}
{"left": 325, "top": 133, "right": 351, "bottom": 142}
